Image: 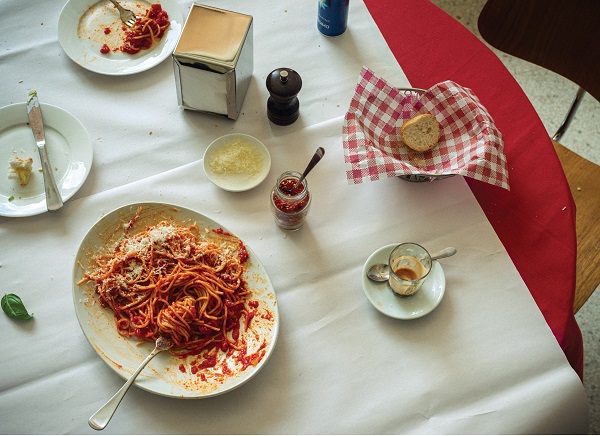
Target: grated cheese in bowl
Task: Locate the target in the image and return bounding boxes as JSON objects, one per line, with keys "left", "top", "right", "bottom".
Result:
{"left": 203, "top": 134, "right": 271, "bottom": 192}
{"left": 209, "top": 138, "right": 263, "bottom": 179}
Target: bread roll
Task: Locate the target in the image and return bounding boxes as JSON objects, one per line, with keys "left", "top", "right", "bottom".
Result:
{"left": 400, "top": 114, "right": 440, "bottom": 152}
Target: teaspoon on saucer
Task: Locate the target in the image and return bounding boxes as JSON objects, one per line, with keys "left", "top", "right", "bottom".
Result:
{"left": 367, "top": 246, "right": 457, "bottom": 282}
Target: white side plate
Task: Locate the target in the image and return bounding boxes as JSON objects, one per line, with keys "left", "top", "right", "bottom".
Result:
{"left": 0, "top": 103, "right": 93, "bottom": 217}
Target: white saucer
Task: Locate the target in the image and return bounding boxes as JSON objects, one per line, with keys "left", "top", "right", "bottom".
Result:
{"left": 361, "top": 244, "right": 445, "bottom": 319}
{"left": 203, "top": 134, "right": 271, "bottom": 192}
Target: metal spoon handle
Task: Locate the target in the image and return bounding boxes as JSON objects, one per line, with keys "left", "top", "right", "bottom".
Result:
{"left": 88, "top": 345, "right": 162, "bottom": 431}
{"left": 430, "top": 246, "right": 457, "bottom": 260}
{"left": 295, "top": 147, "right": 325, "bottom": 190}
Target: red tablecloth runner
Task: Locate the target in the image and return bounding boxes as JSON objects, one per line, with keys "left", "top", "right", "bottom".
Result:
{"left": 363, "top": 0, "right": 584, "bottom": 379}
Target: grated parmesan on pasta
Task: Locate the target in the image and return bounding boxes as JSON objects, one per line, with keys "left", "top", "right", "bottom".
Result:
{"left": 209, "top": 138, "right": 263, "bottom": 179}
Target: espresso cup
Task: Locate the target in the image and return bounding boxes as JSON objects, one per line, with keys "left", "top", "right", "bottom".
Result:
{"left": 388, "top": 243, "right": 432, "bottom": 296}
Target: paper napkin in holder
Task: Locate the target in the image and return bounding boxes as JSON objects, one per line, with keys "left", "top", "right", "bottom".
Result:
{"left": 342, "top": 67, "right": 509, "bottom": 190}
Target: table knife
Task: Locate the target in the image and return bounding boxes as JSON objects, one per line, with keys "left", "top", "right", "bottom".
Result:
{"left": 26, "top": 91, "right": 63, "bottom": 212}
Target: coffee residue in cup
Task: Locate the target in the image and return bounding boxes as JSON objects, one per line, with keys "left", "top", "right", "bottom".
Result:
{"left": 393, "top": 265, "right": 421, "bottom": 281}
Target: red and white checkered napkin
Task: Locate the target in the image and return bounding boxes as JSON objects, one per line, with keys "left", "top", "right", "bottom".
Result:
{"left": 342, "top": 67, "right": 509, "bottom": 189}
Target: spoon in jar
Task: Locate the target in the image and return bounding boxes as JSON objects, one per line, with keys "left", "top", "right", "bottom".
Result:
{"left": 88, "top": 337, "right": 172, "bottom": 430}
{"left": 367, "top": 247, "right": 457, "bottom": 282}
{"left": 294, "top": 147, "right": 325, "bottom": 191}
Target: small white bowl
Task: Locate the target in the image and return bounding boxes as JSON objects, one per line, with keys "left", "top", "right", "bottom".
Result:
{"left": 203, "top": 134, "right": 271, "bottom": 192}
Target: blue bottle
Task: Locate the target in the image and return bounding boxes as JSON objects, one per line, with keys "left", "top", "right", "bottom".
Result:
{"left": 317, "top": 0, "right": 349, "bottom": 37}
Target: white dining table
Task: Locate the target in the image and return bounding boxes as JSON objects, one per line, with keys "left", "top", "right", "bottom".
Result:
{"left": 0, "top": 0, "right": 589, "bottom": 433}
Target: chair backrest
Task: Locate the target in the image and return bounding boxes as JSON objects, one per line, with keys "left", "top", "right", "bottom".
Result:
{"left": 478, "top": 0, "right": 600, "bottom": 102}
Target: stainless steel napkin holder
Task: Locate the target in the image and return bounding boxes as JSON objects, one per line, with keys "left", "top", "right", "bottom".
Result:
{"left": 172, "top": 4, "right": 253, "bottom": 120}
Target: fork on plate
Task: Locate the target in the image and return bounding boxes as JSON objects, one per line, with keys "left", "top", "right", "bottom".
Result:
{"left": 108, "top": 0, "right": 137, "bottom": 27}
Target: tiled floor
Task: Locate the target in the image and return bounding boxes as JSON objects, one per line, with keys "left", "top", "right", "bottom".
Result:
{"left": 428, "top": 0, "right": 599, "bottom": 433}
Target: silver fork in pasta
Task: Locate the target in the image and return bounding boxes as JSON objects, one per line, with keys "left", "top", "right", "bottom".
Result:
{"left": 108, "top": 0, "right": 137, "bottom": 27}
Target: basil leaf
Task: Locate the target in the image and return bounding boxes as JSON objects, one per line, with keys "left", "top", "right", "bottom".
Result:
{"left": 1, "top": 293, "right": 33, "bottom": 320}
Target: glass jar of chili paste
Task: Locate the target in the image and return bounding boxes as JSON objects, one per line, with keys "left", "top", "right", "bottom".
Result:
{"left": 270, "top": 171, "right": 311, "bottom": 231}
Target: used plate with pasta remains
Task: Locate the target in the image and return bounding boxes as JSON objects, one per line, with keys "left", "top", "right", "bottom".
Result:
{"left": 58, "top": 0, "right": 183, "bottom": 75}
{"left": 72, "top": 202, "right": 279, "bottom": 398}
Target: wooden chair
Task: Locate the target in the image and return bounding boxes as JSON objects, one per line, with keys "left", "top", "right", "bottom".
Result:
{"left": 552, "top": 141, "right": 600, "bottom": 313}
{"left": 478, "top": 0, "right": 600, "bottom": 313}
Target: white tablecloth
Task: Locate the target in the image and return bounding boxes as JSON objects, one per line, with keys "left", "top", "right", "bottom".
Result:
{"left": 0, "top": 0, "right": 588, "bottom": 433}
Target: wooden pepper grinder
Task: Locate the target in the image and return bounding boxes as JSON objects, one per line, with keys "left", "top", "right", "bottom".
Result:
{"left": 266, "top": 68, "right": 302, "bottom": 126}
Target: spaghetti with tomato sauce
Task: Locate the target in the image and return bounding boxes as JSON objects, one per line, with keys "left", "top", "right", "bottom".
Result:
{"left": 122, "top": 4, "right": 170, "bottom": 54}
{"left": 78, "top": 215, "right": 271, "bottom": 377}
{"left": 100, "top": 3, "right": 169, "bottom": 55}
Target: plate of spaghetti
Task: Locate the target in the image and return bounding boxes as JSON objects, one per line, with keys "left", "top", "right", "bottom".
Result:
{"left": 58, "top": 0, "right": 183, "bottom": 75}
{"left": 73, "top": 202, "right": 279, "bottom": 398}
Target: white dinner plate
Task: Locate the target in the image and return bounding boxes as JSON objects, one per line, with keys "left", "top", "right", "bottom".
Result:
{"left": 0, "top": 103, "right": 93, "bottom": 217}
{"left": 72, "top": 202, "right": 279, "bottom": 398}
{"left": 203, "top": 134, "right": 272, "bottom": 192}
{"left": 58, "top": 0, "right": 183, "bottom": 75}
{"left": 362, "top": 244, "right": 445, "bottom": 319}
